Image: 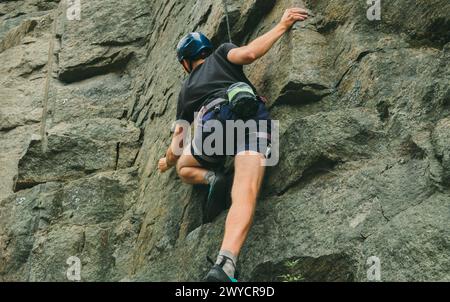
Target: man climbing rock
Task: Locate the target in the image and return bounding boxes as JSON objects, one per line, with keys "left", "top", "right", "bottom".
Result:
{"left": 158, "top": 8, "right": 309, "bottom": 282}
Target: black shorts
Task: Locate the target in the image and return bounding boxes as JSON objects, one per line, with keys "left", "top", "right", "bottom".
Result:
{"left": 191, "top": 99, "right": 272, "bottom": 170}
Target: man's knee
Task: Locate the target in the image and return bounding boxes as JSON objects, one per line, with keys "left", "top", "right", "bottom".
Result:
{"left": 232, "top": 181, "right": 259, "bottom": 203}
{"left": 176, "top": 160, "right": 183, "bottom": 175}
{"left": 176, "top": 158, "right": 188, "bottom": 180}
{"left": 179, "top": 168, "right": 197, "bottom": 184}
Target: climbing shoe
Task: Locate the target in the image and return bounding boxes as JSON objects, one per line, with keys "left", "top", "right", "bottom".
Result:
{"left": 204, "top": 172, "right": 230, "bottom": 223}
{"left": 204, "top": 257, "right": 238, "bottom": 282}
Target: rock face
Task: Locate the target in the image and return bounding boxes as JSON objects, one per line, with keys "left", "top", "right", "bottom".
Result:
{"left": 0, "top": 0, "right": 449, "bottom": 282}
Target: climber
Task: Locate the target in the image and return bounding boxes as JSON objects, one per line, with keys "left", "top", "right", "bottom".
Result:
{"left": 158, "top": 8, "right": 309, "bottom": 282}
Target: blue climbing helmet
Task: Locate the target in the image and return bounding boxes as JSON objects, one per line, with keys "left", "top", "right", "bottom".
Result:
{"left": 176, "top": 32, "right": 213, "bottom": 62}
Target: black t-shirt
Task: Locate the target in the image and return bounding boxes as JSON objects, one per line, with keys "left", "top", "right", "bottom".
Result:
{"left": 176, "top": 43, "right": 257, "bottom": 124}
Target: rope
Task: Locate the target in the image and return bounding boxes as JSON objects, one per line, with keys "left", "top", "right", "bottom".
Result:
{"left": 221, "top": 0, "right": 232, "bottom": 43}
{"left": 40, "top": 11, "right": 57, "bottom": 153}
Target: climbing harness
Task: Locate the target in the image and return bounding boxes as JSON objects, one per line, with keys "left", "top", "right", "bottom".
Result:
{"left": 221, "top": 0, "right": 232, "bottom": 43}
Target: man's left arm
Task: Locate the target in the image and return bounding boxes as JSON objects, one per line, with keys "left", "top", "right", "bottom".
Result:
{"left": 227, "top": 7, "right": 309, "bottom": 65}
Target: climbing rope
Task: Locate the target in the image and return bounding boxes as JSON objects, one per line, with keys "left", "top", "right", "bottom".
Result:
{"left": 221, "top": 0, "right": 232, "bottom": 43}
{"left": 40, "top": 11, "right": 58, "bottom": 153}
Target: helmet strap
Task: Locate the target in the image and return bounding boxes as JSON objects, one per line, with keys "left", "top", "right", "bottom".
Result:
{"left": 181, "top": 60, "right": 191, "bottom": 74}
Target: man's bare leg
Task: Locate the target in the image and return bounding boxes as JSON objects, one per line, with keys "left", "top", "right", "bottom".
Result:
{"left": 178, "top": 150, "right": 265, "bottom": 252}
{"left": 220, "top": 151, "right": 266, "bottom": 256}
{"left": 176, "top": 149, "right": 209, "bottom": 185}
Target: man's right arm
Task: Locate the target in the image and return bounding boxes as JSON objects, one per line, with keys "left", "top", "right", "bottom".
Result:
{"left": 158, "top": 124, "right": 186, "bottom": 173}
{"left": 227, "top": 8, "right": 309, "bottom": 65}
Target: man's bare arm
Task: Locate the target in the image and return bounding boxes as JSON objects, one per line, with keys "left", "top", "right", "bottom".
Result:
{"left": 227, "top": 8, "right": 309, "bottom": 65}
{"left": 158, "top": 124, "right": 185, "bottom": 173}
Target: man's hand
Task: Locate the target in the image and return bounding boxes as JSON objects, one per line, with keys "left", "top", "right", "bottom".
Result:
{"left": 279, "top": 8, "right": 309, "bottom": 31}
{"left": 158, "top": 157, "right": 171, "bottom": 173}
